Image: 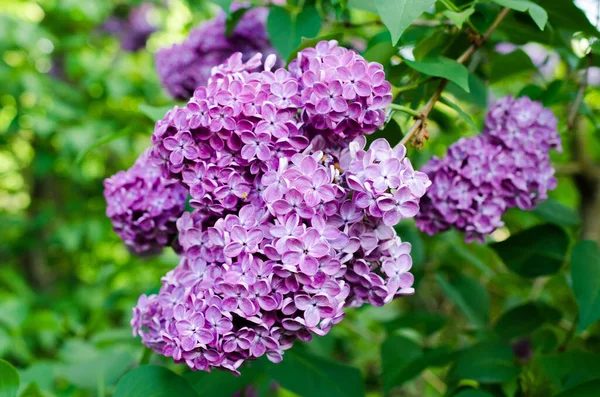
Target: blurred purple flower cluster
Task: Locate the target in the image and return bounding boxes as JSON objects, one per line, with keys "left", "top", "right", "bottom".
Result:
{"left": 102, "top": 3, "right": 156, "bottom": 52}
{"left": 104, "top": 149, "right": 188, "bottom": 255}
{"left": 155, "top": 7, "right": 279, "bottom": 100}
{"left": 416, "top": 96, "right": 561, "bottom": 242}
{"left": 130, "top": 41, "right": 430, "bottom": 373}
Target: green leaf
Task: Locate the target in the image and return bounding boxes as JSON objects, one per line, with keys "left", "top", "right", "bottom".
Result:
{"left": 287, "top": 33, "right": 344, "bottom": 64}
{"left": 404, "top": 56, "right": 470, "bottom": 92}
{"left": 440, "top": 94, "right": 478, "bottom": 130}
{"left": 75, "top": 126, "right": 135, "bottom": 164}
{"left": 448, "top": 341, "right": 520, "bottom": 384}
{"left": 571, "top": 240, "right": 600, "bottom": 333}
{"left": 492, "top": 0, "right": 548, "bottom": 30}
{"left": 58, "top": 350, "right": 134, "bottom": 389}
{"left": 383, "top": 312, "right": 447, "bottom": 336}
{"left": 364, "top": 41, "right": 397, "bottom": 66}
{"left": 185, "top": 359, "right": 270, "bottom": 397}
{"left": 490, "top": 50, "right": 536, "bottom": 83}
{"left": 19, "top": 383, "right": 43, "bottom": 397}
{"left": 225, "top": 7, "right": 249, "bottom": 36}
{"left": 210, "top": 0, "right": 232, "bottom": 14}
{"left": 0, "top": 359, "right": 19, "bottom": 397}
{"left": 493, "top": 302, "right": 560, "bottom": 339}
{"left": 490, "top": 224, "right": 569, "bottom": 278}
{"left": 454, "top": 391, "right": 495, "bottom": 397}
{"left": 374, "top": 0, "right": 436, "bottom": 45}
{"left": 347, "top": 0, "right": 377, "bottom": 13}
{"left": 381, "top": 335, "right": 421, "bottom": 392}
{"left": 555, "top": 379, "right": 600, "bottom": 397}
{"left": 443, "top": 8, "right": 475, "bottom": 29}
{"left": 270, "top": 349, "right": 364, "bottom": 397}
{"left": 113, "top": 366, "right": 198, "bottom": 397}
{"left": 267, "top": 6, "right": 322, "bottom": 62}
{"left": 436, "top": 272, "right": 490, "bottom": 329}
{"left": 139, "top": 104, "right": 173, "bottom": 121}
{"left": 382, "top": 335, "right": 454, "bottom": 392}
{"left": 537, "top": 0, "right": 600, "bottom": 37}
{"left": 532, "top": 199, "right": 579, "bottom": 227}
{"left": 540, "top": 352, "right": 600, "bottom": 391}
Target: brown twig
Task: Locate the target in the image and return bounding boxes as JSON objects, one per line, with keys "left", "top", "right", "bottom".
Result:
{"left": 397, "top": 7, "right": 511, "bottom": 148}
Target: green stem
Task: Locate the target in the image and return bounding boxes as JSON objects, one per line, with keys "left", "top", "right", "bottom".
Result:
{"left": 140, "top": 347, "right": 153, "bottom": 365}
{"left": 389, "top": 103, "right": 422, "bottom": 118}
{"left": 559, "top": 314, "right": 579, "bottom": 352}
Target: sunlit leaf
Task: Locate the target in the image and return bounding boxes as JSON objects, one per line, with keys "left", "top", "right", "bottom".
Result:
{"left": 374, "top": 0, "right": 436, "bottom": 45}
{"left": 492, "top": 0, "right": 548, "bottom": 30}
{"left": 0, "top": 359, "right": 19, "bottom": 397}
{"left": 404, "top": 56, "right": 470, "bottom": 92}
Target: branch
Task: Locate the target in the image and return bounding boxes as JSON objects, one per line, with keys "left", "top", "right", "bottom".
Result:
{"left": 397, "top": 7, "right": 511, "bottom": 148}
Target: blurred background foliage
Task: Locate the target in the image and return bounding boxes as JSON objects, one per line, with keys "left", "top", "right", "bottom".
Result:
{"left": 1, "top": 0, "right": 600, "bottom": 396}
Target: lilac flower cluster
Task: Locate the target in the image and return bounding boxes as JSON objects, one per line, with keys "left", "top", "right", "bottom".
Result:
{"left": 104, "top": 149, "right": 188, "bottom": 255}
{"left": 102, "top": 3, "right": 156, "bottom": 52}
{"left": 416, "top": 96, "right": 561, "bottom": 242}
{"left": 131, "top": 41, "right": 430, "bottom": 373}
{"left": 155, "top": 7, "right": 279, "bottom": 100}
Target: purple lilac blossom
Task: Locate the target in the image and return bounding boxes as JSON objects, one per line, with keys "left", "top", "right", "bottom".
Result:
{"left": 102, "top": 3, "right": 156, "bottom": 52}
{"left": 104, "top": 149, "right": 188, "bottom": 255}
{"left": 416, "top": 96, "right": 561, "bottom": 243}
{"left": 131, "top": 41, "right": 431, "bottom": 374}
{"left": 155, "top": 7, "right": 280, "bottom": 100}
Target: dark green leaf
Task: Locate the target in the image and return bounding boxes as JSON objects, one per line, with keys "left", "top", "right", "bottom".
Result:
{"left": 454, "top": 391, "right": 495, "bottom": 397}
{"left": 375, "top": 117, "right": 403, "bottom": 147}
{"left": 383, "top": 312, "right": 447, "bottom": 336}
{"left": 0, "top": 359, "right": 19, "bottom": 397}
{"left": 493, "top": 302, "right": 560, "bottom": 339}
{"left": 540, "top": 352, "right": 600, "bottom": 391}
{"left": 555, "top": 379, "right": 600, "bottom": 397}
{"left": 436, "top": 272, "right": 490, "bottom": 329}
{"left": 381, "top": 335, "right": 421, "bottom": 392}
{"left": 225, "top": 8, "right": 249, "bottom": 36}
{"left": 492, "top": 0, "right": 548, "bottom": 30}
{"left": 184, "top": 359, "right": 270, "bottom": 397}
{"left": 490, "top": 50, "right": 536, "bottom": 83}
{"left": 374, "top": 0, "right": 436, "bottom": 45}
{"left": 382, "top": 335, "right": 454, "bottom": 392}
{"left": 532, "top": 199, "right": 579, "bottom": 227}
{"left": 270, "top": 349, "right": 364, "bottom": 397}
{"left": 443, "top": 8, "right": 475, "bottom": 29}
{"left": 448, "top": 341, "right": 520, "bottom": 384}
{"left": 447, "top": 74, "right": 488, "bottom": 108}
{"left": 537, "top": 0, "right": 600, "bottom": 37}
{"left": 113, "top": 366, "right": 198, "bottom": 397}
{"left": 440, "top": 95, "right": 478, "bottom": 130}
{"left": 490, "top": 224, "right": 569, "bottom": 278}
{"left": 404, "top": 56, "right": 470, "bottom": 92}
{"left": 267, "top": 7, "right": 322, "bottom": 62}
{"left": 571, "top": 240, "right": 600, "bottom": 332}
{"left": 139, "top": 104, "right": 173, "bottom": 121}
